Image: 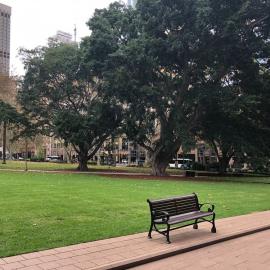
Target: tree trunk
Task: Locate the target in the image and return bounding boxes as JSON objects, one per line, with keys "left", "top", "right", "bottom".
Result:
{"left": 211, "top": 141, "right": 233, "bottom": 175}
{"left": 77, "top": 154, "right": 89, "bottom": 171}
{"left": 150, "top": 143, "right": 181, "bottom": 176}
{"left": 97, "top": 149, "right": 101, "bottom": 166}
{"left": 218, "top": 157, "right": 230, "bottom": 175}
{"left": 64, "top": 146, "right": 73, "bottom": 163}
{"left": 128, "top": 140, "right": 131, "bottom": 166}
{"left": 25, "top": 138, "right": 28, "bottom": 172}
{"left": 2, "top": 121, "right": 7, "bottom": 164}
{"left": 151, "top": 159, "right": 168, "bottom": 176}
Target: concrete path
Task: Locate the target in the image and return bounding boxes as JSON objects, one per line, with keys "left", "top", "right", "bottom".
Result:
{"left": 0, "top": 211, "right": 269, "bottom": 270}
{"left": 132, "top": 229, "right": 270, "bottom": 270}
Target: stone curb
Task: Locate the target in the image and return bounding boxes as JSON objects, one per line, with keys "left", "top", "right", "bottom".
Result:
{"left": 94, "top": 225, "right": 270, "bottom": 270}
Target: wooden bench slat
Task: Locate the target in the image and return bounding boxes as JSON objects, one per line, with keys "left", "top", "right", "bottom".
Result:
{"left": 149, "top": 194, "right": 196, "bottom": 204}
{"left": 167, "top": 211, "right": 213, "bottom": 225}
{"left": 153, "top": 203, "right": 198, "bottom": 212}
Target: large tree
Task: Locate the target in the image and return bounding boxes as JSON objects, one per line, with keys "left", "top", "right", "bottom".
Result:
{"left": 84, "top": 1, "right": 204, "bottom": 176}
{"left": 19, "top": 44, "right": 122, "bottom": 171}
{"left": 0, "top": 101, "right": 25, "bottom": 163}
{"left": 197, "top": 89, "right": 270, "bottom": 174}
{"left": 194, "top": 0, "right": 270, "bottom": 173}
{"left": 84, "top": 0, "right": 270, "bottom": 175}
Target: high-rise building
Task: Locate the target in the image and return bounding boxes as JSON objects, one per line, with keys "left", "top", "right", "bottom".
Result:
{"left": 127, "top": 0, "right": 137, "bottom": 8}
{"left": 48, "top": 30, "right": 73, "bottom": 45}
{"left": 55, "top": 30, "right": 73, "bottom": 44}
{"left": 0, "top": 3, "right": 11, "bottom": 75}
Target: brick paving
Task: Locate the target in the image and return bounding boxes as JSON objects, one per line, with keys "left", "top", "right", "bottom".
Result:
{"left": 132, "top": 229, "right": 270, "bottom": 270}
{"left": 0, "top": 211, "right": 269, "bottom": 270}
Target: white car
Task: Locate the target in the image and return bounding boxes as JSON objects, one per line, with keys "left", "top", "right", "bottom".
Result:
{"left": 121, "top": 159, "right": 128, "bottom": 164}
{"left": 168, "top": 158, "right": 193, "bottom": 169}
{"left": 46, "top": 156, "right": 62, "bottom": 162}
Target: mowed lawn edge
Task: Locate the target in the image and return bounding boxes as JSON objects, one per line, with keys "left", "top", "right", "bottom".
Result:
{"left": 0, "top": 160, "right": 184, "bottom": 175}
{"left": 1, "top": 161, "right": 270, "bottom": 184}
{"left": 0, "top": 171, "right": 269, "bottom": 258}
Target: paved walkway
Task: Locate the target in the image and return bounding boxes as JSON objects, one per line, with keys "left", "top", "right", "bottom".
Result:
{"left": 132, "top": 229, "right": 270, "bottom": 270}
{"left": 0, "top": 211, "right": 269, "bottom": 270}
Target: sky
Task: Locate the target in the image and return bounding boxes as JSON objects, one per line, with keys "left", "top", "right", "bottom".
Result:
{"left": 1, "top": 0, "right": 120, "bottom": 75}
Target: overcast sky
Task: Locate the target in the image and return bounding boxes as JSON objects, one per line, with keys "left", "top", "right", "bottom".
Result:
{"left": 1, "top": 0, "right": 120, "bottom": 75}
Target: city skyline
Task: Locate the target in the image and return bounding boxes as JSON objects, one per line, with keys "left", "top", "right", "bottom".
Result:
{"left": 0, "top": 0, "right": 116, "bottom": 75}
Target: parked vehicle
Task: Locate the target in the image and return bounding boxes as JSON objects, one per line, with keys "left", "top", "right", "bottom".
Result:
{"left": 121, "top": 159, "right": 128, "bottom": 164}
{"left": 45, "top": 156, "right": 62, "bottom": 162}
{"left": 168, "top": 158, "right": 193, "bottom": 169}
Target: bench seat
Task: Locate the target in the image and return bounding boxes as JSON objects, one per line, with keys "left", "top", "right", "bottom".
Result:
{"left": 147, "top": 193, "right": 216, "bottom": 243}
{"left": 155, "top": 210, "right": 214, "bottom": 225}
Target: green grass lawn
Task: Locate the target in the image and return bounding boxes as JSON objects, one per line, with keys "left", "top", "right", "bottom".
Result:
{"left": 0, "top": 160, "right": 152, "bottom": 173}
{"left": 1, "top": 161, "right": 270, "bottom": 184}
{"left": 0, "top": 172, "right": 269, "bottom": 258}
{"left": 0, "top": 160, "right": 78, "bottom": 171}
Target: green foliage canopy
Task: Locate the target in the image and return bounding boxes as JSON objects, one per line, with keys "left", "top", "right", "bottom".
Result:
{"left": 19, "top": 44, "right": 122, "bottom": 171}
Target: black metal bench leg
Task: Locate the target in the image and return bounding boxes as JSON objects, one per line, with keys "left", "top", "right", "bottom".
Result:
{"left": 148, "top": 222, "right": 153, "bottom": 238}
{"left": 211, "top": 213, "right": 217, "bottom": 233}
{"left": 193, "top": 219, "right": 198, "bottom": 229}
{"left": 166, "top": 224, "right": 171, "bottom": 244}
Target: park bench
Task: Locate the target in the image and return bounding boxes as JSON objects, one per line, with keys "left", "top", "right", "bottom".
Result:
{"left": 147, "top": 193, "right": 216, "bottom": 243}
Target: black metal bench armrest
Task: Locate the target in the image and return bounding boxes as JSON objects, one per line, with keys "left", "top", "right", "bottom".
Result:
{"left": 152, "top": 210, "right": 170, "bottom": 222}
{"left": 199, "top": 203, "right": 215, "bottom": 212}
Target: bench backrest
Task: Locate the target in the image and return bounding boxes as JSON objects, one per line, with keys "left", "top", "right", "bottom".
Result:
{"left": 147, "top": 193, "right": 199, "bottom": 219}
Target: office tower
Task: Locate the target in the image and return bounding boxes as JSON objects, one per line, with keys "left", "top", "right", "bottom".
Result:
{"left": 0, "top": 3, "right": 11, "bottom": 75}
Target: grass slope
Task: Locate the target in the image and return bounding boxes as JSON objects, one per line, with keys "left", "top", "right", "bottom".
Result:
{"left": 0, "top": 172, "right": 269, "bottom": 257}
